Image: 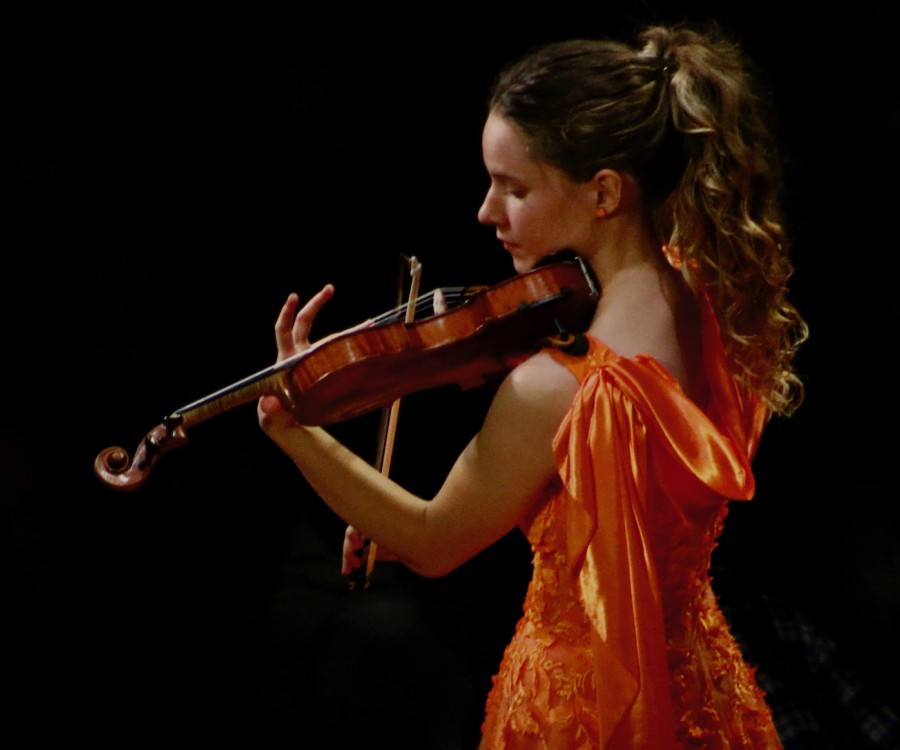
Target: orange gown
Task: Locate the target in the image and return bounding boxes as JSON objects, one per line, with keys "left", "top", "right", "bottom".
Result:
{"left": 479, "top": 291, "right": 782, "bottom": 749}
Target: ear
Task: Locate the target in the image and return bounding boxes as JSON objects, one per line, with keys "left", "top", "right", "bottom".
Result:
{"left": 591, "top": 169, "right": 625, "bottom": 217}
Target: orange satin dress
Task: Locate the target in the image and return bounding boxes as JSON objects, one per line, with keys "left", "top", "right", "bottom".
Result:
{"left": 479, "top": 291, "right": 782, "bottom": 749}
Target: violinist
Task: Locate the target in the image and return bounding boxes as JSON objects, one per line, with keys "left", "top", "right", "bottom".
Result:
{"left": 257, "top": 23, "right": 807, "bottom": 749}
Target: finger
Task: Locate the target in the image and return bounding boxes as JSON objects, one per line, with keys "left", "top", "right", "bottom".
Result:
{"left": 292, "top": 284, "right": 335, "bottom": 345}
{"left": 433, "top": 288, "right": 447, "bottom": 315}
{"left": 341, "top": 549, "right": 361, "bottom": 575}
{"left": 274, "top": 293, "right": 300, "bottom": 359}
{"left": 342, "top": 532, "right": 364, "bottom": 575}
{"left": 345, "top": 524, "right": 362, "bottom": 547}
{"left": 258, "top": 394, "right": 283, "bottom": 416}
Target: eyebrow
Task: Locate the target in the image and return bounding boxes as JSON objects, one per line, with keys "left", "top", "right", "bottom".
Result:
{"left": 487, "top": 170, "right": 525, "bottom": 184}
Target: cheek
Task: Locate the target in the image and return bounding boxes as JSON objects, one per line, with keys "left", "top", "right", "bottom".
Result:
{"left": 519, "top": 203, "right": 566, "bottom": 246}
{"left": 510, "top": 203, "right": 542, "bottom": 235}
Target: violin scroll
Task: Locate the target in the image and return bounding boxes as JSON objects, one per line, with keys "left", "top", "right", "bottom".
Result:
{"left": 94, "top": 418, "right": 189, "bottom": 491}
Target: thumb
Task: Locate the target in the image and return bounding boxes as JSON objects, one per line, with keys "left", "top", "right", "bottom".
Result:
{"left": 259, "top": 394, "right": 284, "bottom": 415}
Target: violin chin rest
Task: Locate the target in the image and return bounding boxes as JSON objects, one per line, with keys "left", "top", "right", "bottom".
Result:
{"left": 543, "top": 332, "right": 589, "bottom": 356}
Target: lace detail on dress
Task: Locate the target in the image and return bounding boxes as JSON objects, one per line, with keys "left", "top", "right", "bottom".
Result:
{"left": 481, "top": 489, "right": 599, "bottom": 748}
{"left": 479, "top": 329, "right": 782, "bottom": 749}
{"left": 482, "top": 491, "right": 781, "bottom": 749}
{"left": 658, "top": 504, "right": 782, "bottom": 749}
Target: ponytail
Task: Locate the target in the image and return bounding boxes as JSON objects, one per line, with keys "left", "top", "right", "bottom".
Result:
{"left": 642, "top": 24, "right": 808, "bottom": 415}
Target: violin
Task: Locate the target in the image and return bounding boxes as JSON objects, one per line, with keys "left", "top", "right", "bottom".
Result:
{"left": 94, "top": 255, "right": 599, "bottom": 491}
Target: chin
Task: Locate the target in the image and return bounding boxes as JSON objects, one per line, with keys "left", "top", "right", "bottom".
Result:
{"left": 511, "top": 249, "right": 565, "bottom": 274}
{"left": 511, "top": 257, "right": 535, "bottom": 274}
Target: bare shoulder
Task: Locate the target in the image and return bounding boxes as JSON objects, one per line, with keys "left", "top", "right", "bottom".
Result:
{"left": 485, "top": 350, "right": 581, "bottom": 433}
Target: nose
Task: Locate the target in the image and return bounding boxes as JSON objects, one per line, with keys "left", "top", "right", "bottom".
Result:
{"left": 477, "top": 185, "right": 502, "bottom": 227}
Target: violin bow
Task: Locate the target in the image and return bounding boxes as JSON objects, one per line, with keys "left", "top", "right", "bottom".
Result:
{"left": 349, "top": 254, "right": 422, "bottom": 590}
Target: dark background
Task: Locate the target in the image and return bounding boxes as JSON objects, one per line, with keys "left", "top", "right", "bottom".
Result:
{"left": 5, "top": 3, "right": 899, "bottom": 747}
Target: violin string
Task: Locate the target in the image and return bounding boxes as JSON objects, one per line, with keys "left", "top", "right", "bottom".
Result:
{"left": 370, "top": 291, "right": 438, "bottom": 324}
{"left": 369, "top": 287, "right": 467, "bottom": 326}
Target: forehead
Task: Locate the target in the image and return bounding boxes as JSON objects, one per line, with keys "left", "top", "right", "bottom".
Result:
{"left": 482, "top": 112, "right": 581, "bottom": 195}
{"left": 481, "top": 113, "right": 539, "bottom": 173}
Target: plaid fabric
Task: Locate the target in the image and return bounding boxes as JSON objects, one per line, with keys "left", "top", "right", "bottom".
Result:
{"left": 721, "top": 590, "right": 898, "bottom": 750}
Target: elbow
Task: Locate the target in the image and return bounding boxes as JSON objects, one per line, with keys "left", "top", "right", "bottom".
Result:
{"left": 400, "top": 540, "right": 472, "bottom": 578}
{"left": 391, "top": 506, "right": 477, "bottom": 578}
{"left": 403, "top": 557, "right": 460, "bottom": 579}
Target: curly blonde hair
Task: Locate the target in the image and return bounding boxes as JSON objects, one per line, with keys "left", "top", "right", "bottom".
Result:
{"left": 489, "top": 23, "right": 808, "bottom": 416}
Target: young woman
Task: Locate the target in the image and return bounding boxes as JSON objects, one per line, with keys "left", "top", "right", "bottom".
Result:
{"left": 258, "top": 23, "right": 807, "bottom": 749}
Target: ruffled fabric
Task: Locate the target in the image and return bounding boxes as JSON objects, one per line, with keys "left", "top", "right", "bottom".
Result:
{"left": 479, "top": 290, "right": 781, "bottom": 749}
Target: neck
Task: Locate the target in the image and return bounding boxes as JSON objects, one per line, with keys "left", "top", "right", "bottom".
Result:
{"left": 583, "top": 215, "right": 665, "bottom": 291}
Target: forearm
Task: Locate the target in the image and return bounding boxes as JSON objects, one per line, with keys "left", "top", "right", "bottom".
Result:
{"left": 267, "top": 422, "right": 435, "bottom": 572}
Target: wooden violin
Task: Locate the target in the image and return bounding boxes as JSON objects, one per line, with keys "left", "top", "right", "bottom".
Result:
{"left": 94, "top": 255, "right": 599, "bottom": 491}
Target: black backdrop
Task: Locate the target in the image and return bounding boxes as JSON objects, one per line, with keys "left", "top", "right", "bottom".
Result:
{"left": 5, "top": 3, "right": 899, "bottom": 746}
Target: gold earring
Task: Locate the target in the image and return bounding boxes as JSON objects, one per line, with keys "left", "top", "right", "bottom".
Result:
{"left": 596, "top": 206, "right": 607, "bottom": 219}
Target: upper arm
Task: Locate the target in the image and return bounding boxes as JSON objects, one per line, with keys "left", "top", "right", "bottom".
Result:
{"left": 410, "top": 350, "right": 579, "bottom": 576}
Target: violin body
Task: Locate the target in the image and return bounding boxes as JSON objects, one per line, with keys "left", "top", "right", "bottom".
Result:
{"left": 288, "top": 260, "right": 598, "bottom": 425}
{"left": 94, "top": 257, "right": 599, "bottom": 490}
